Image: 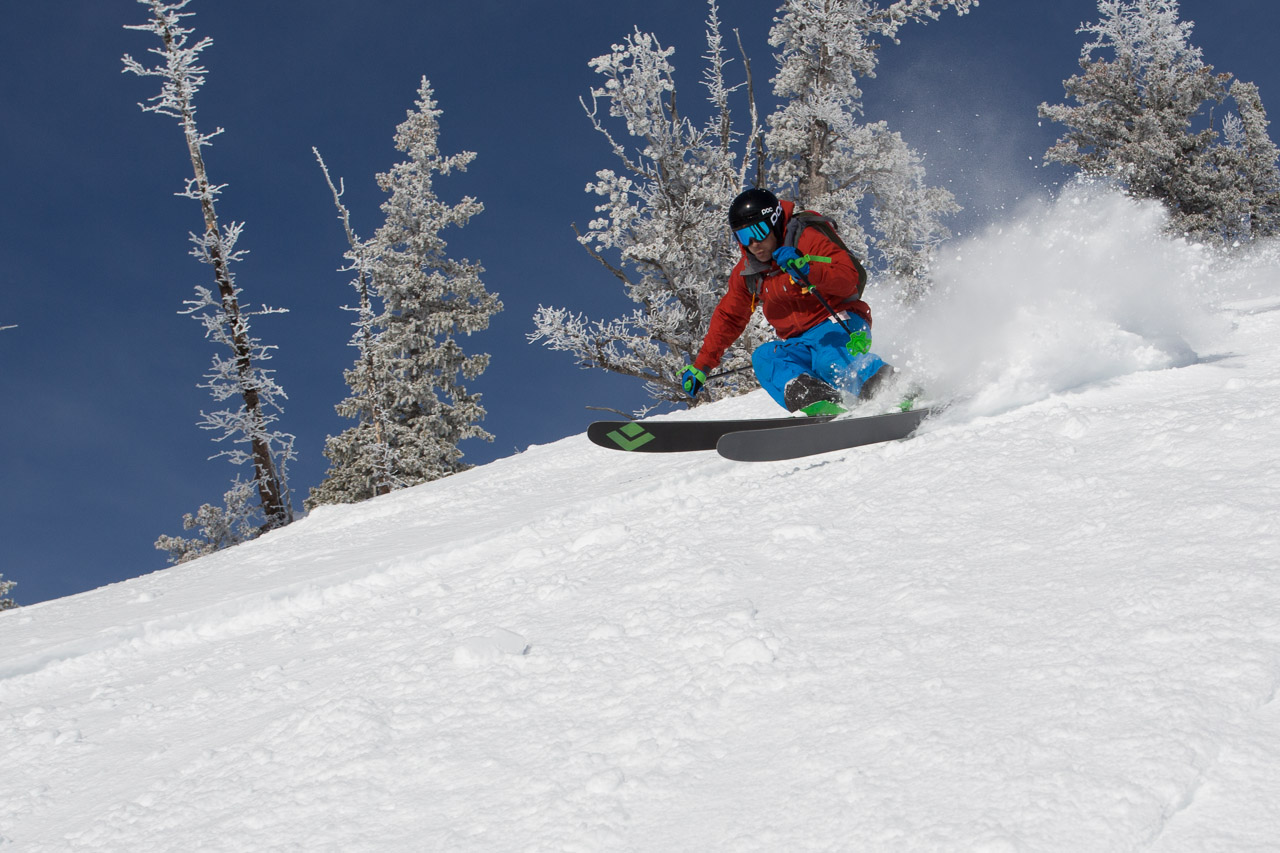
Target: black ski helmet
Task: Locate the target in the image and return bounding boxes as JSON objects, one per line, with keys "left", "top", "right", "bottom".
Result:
{"left": 728, "top": 187, "right": 785, "bottom": 241}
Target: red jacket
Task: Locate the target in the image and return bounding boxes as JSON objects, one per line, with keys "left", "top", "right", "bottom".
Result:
{"left": 694, "top": 200, "right": 870, "bottom": 372}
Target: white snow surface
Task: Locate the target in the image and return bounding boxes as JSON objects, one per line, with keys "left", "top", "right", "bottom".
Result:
{"left": 4, "top": 186, "right": 1280, "bottom": 851}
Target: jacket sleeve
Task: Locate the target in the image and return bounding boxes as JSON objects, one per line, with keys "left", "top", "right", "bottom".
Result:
{"left": 694, "top": 270, "right": 754, "bottom": 372}
{"left": 797, "top": 227, "right": 861, "bottom": 307}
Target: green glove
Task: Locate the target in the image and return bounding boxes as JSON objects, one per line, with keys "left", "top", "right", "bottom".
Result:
{"left": 681, "top": 365, "right": 707, "bottom": 398}
{"left": 846, "top": 329, "right": 871, "bottom": 356}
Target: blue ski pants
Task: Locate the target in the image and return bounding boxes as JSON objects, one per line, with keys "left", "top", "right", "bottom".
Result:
{"left": 751, "top": 314, "right": 886, "bottom": 409}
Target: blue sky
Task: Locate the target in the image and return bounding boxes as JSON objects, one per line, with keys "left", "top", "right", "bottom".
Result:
{"left": 3, "top": 0, "right": 1276, "bottom": 605}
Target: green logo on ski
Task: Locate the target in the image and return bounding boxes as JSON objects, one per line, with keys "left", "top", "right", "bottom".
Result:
{"left": 607, "top": 422, "right": 656, "bottom": 451}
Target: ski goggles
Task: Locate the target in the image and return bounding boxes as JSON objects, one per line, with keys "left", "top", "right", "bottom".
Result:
{"left": 734, "top": 220, "right": 772, "bottom": 246}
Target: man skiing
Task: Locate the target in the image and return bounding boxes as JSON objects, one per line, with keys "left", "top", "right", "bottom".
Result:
{"left": 682, "top": 188, "right": 892, "bottom": 415}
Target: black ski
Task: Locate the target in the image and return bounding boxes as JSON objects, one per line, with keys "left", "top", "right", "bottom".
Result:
{"left": 716, "top": 406, "right": 935, "bottom": 462}
{"left": 587, "top": 414, "right": 834, "bottom": 453}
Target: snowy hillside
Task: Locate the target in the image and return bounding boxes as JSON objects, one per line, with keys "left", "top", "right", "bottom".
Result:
{"left": 4, "top": 187, "right": 1280, "bottom": 851}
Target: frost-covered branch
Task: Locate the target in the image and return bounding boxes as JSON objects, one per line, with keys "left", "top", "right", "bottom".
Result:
{"left": 734, "top": 28, "right": 765, "bottom": 187}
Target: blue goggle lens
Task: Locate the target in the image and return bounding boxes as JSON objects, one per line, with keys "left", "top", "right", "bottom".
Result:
{"left": 735, "top": 221, "right": 771, "bottom": 246}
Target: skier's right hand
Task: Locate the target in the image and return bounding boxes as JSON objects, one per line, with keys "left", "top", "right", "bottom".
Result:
{"left": 773, "top": 245, "right": 811, "bottom": 278}
{"left": 681, "top": 365, "right": 706, "bottom": 398}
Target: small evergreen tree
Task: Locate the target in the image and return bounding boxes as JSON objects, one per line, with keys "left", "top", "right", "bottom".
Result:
{"left": 0, "top": 574, "right": 16, "bottom": 611}
{"left": 1039, "top": 0, "right": 1280, "bottom": 242}
{"left": 154, "top": 480, "right": 258, "bottom": 564}
{"left": 306, "top": 150, "right": 400, "bottom": 506}
{"left": 307, "top": 79, "right": 502, "bottom": 508}
{"left": 123, "top": 0, "right": 295, "bottom": 562}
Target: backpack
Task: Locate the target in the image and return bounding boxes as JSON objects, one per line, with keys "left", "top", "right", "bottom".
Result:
{"left": 741, "top": 210, "right": 868, "bottom": 301}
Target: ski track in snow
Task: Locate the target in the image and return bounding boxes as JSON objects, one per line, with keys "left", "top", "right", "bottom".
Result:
{"left": 4, "top": 191, "right": 1280, "bottom": 851}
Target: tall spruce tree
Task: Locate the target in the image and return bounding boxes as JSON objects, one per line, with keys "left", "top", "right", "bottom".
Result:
{"left": 1039, "top": 0, "right": 1280, "bottom": 242}
{"left": 0, "top": 574, "right": 16, "bottom": 611}
{"left": 123, "top": 0, "right": 295, "bottom": 564}
{"left": 306, "top": 150, "right": 399, "bottom": 505}
{"left": 532, "top": 0, "right": 972, "bottom": 407}
{"left": 307, "top": 79, "right": 502, "bottom": 508}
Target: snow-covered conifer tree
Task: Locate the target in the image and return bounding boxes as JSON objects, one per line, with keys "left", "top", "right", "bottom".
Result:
{"left": 304, "top": 151, "right": 399, "bottom": 508}
{"left": 531, "top": 3, "right": 768, "bottom": 406}
{"left": 123, "top": 0, "right": 295, "bottom": 562}
{"left": 765, "top": 0, "right": 973, "bottom": 295}
{"left": 0, "top": 574, "right": 16, "bottom": 611}
{"left": 153, "top": 480, "right": 258, "bottom": 565}
{"left": 1040, "top": 0, "right": 1280, "bottom": 242}
{"left": 534, "top": 0, "right": 972, "bottom": 405}
{"left": 1210, "top": 80, "right": 1280, "bottom": 240}
{"left": 308, "top": 79, "right": 502, "bottom": 508}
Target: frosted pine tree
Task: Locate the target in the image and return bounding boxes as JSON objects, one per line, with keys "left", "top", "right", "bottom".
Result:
{"left": 1039, "top": 1, "right": 1225, "bottom": 229}
{"left": 153, "top": 480, "right": 259, "bottom": 564}
{"left": 307, "top": 79, "right": 502, "bottom": 508}
{"left": 304, "top": 150, "right": 400, "bottom": 507}
{"left": 0, "top": 574, "right": 16, "bottom": 611}
{"left": 530, "top": 3, "right": 769, "bottom": 407}
{"left": 123, "top": 0, "right": 295, "bottom": 564}
{"left": 765, "top": 0, "right": 974, "bottom": 298}
{"left": 1208, "top": 81, "right": 1280, "bottom": 240}
{"left": 1039, "top": 0, "right": 1280, "bottom": 242}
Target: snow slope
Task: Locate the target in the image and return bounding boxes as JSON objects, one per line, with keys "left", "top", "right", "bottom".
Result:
{"left": 4, "top": 187, "right": 1280, "bottom": 852}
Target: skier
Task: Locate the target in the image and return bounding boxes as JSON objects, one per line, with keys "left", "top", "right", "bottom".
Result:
{"left": 681, "top": 188, "right": 892, "bottom": 415}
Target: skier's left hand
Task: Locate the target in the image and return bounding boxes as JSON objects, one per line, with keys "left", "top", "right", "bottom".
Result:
{"left": 772, "top": 246, "right": 810, "bottom": 278}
